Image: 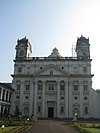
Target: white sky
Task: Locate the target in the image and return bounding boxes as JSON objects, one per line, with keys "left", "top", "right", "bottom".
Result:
{"left": 0, "top": 0, "right": 100, "bottom": 89}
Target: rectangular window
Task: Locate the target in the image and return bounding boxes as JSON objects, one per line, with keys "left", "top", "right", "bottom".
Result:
{"left": 60, "top": 85, "right": 65, "bottom": 90}
{"left": 38, "top": 81, "right": 42, "bottom": 90}
{"left": 74, "top": 85, "right": 78, "bottom": 91}
{"left": 26, "top": 85, "right": 30, "bottom": 90}
{"left": 49, "top": 84, "right": 54, "bottom": 90}
{"left": 18, "top": 67, "right": 22, "bottom": 72}
{"left": 84, "top": 85, "right": 88, "bottom": 91}
{"left": 74, "top": 66, "right": 78, "bottom": 74}
{"left": 83, "top": 67, "right": 87, "bottom": 73}
{"left": 50, "top": 70, "right": 53, "bottom": 75}
{"left": 17, "top": 85, "right": 20, "bottom": 90}
{"left": 38, "top": 85, "right": 42, "bottom": 90}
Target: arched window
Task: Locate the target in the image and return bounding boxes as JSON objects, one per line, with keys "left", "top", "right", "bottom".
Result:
{"left": 38, "top": 106, "right": 41, "bottom": 113}
{"left": 15, "top": 105, "right": 19, "bottom": 115}
{"left": 61, "top": 106, "right": 64, "bottom": 113}
{"left": 73, "top": 107, "right": 79, "bottom": 117}
{"left": 24, "top": 107, "right": 29, "bottom": 116}
{"left": 85, "top": 106, "right": 88, "bottom": 114}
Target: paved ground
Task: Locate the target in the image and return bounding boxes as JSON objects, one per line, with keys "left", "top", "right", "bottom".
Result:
{"left": 27, "top": 120, "right": 80, "bottom": 133}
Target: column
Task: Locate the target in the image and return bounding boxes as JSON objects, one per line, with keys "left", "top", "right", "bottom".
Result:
{"left": 20, "top": 81, "right": 24, "bottom": 114}
{"left": 34, "top": 82, "right": 37, "bottom": 117}
{"left": 29, "top": 81, "right": 34, "bottom": 115}
{"left": 42, "top": 81, "right": 45, "bottom": 117}
{"left": 7, "top": 92, "right": 10, "bottom": 102}
{"left": 1, "top": 88, "right": 3, "bottom": 101}
{"left": 65, "top": 81, "right": 68, "bottom": 118}
{"left": 80, "top": 81, "right": 83, "bottom": 118}
{"left": 4, "top": 90, "right": 7, "bottom": 101}
{"left": 3, "top": 106, "right": 5, "bottom": 114}
{"left": 57, "top": 81, "right": 60, "bottom": 118}
{"left": 0, "top": 105, "right": 1, "bottom": 113}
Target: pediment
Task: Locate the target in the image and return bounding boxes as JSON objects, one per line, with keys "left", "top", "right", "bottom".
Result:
{"left": 33, "top": 64, "right": 71, "bottom": 77}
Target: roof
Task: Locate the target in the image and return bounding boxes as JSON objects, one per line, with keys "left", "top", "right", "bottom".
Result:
{"left": 0, "top": 82, "right": 14, "bottom": 91}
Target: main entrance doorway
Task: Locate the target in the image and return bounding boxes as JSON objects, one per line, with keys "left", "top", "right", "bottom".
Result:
{"left": 48, "top": 107, "right": 54, "bottom": 118}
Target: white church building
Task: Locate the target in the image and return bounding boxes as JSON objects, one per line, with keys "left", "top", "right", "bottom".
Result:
{"left": 10, "top": 36, "right": 100, "bottom": 119}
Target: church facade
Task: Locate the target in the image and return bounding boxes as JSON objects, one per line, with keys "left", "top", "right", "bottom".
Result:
{"left": 11, "top": 36, "right": 100, "bottom": 118}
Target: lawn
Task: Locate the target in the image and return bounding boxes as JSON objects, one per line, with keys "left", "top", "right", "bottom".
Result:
{"left": 74, "top": 122, "right": 100, "bottom": 133}
{"left": 86, "top": 128, "right": 100, "bottom": 133}
{"left": 0, "top": 126, "right": 20, "bottom": 133}
{"left": 0, "top": 125, "right": 32, "bottom": 133}
{"left": 0, "top": 115, "right": 36, "bottom": 133}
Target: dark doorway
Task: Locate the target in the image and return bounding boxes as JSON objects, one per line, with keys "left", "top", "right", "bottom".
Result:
{"left": 48, "top": 107, "right": 54, "bottom": 118}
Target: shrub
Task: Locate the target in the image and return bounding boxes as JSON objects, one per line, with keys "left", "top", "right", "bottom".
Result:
{"left": 74, "top": 122, "right": 82, "bottom": 130}
{"left": 83, "top": 128, "right": 92, "bottom": 133}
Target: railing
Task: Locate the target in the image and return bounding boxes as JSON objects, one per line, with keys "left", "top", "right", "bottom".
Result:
{"left": 15, "top": 56, "right": 91, "bottom": 61}
{"left": 83, "top": 91, "right": 89, "bottom": 95}
{"left": 15, "top": 56, "right": 78, "bottom": 61}
{"left": 28, "top": 57, "right": 78, "bottom": 60}
{"left": 72, "top": 91, "right": 80, "bottom": 95}
{"left": 45, "top": 90, "right": 57, "bottom": 94}
{"left": 24, "top": 90, "right": 30, "bottom": 94}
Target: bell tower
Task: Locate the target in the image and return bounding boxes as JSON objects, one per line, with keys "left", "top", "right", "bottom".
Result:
{"left": 76, "top": 35, "right": 90, "bottom": 59}
{"left": 15, "top": 37, "right": 32, "bottom": 60}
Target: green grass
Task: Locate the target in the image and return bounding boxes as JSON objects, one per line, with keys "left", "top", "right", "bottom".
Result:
{"left": 0, "top": 126, "right": 20, "bottom": 133}
{"left": 74, "top": 122, "right": 100, "bottom": 133}
{"left": 25, "top": 125, "right": 33, "bottom": 132}
{"left": 84, "top": 128, "right": 100, "bottom": 133}
{"left": 0, "top": 125, "right": 33, "bottom": 133}
{"left": 0, "top": 115, "right": 35, "bottom": 133}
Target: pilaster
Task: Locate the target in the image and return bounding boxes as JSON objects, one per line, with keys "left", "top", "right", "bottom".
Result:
{"left": 65, "top": 81, "right": 68, "bottom": 118}
{"left": 89, "top": 81, "right": 93, "bottom": 118}
{"left": 80, "top": 81, "right": 83, "bottom": 117}
{"left": 42, "top": 81, "right": 45, "bottom": 117}
{"left": 29, "top": 81, "right": 34, "bottom": 115}
{"left": 69, "top": 82, "right": 72, "bottom": 118}
{"left": 34, "top": 82, "right": 37, "bottom": 117}
{"left": 20, "top": 81, "right": 24, "bottom": 114}
{"left": 57, "top": 81, "right": 60, "bottom": 118}
{"left": 11, "top": 81, "right": 16, "bottom": 114}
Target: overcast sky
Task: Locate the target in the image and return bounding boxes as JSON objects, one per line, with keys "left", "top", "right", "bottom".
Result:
{"left": 0, "top": 0, "right": 100, "bottom": 90}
